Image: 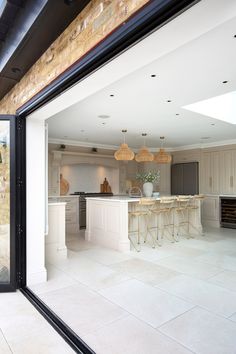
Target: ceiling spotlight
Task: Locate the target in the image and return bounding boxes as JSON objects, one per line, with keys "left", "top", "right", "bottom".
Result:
{"left": 151, "top": 74, "right": 156, "bottom": 77}
{"left": 222, "top": 80, "right": 228, "bottom": 84}
{"left": 211, "top": 123, "right": 215, "bottom": 126}
{"left": 175, "top": 113, "right": 180, "bottom": 116}
{"left": 80, "top": 129, "right": 85, "bottom": 133}
{"left": 110, "top": 94, "right": 114, "bottom": 97}
{"left": 167, "top": 100, "right": 172, "bottom": 103}
{"left": 234, "top": 35, "right": 236, "bottom": 38}
{"left": 98, "top": 115, "right": 110, "bottom": 119}
{"left": 102, "top": 122, "right": 106, "bottom": 125}
{"left": 201, "top": 137, "right": 211, "bottom": 140}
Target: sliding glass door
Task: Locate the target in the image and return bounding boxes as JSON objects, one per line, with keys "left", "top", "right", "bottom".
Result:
{"left": 0, "top": 115, "right": 16, "bottom": 292}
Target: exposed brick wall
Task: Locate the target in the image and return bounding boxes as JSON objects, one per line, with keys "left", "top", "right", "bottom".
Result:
{"left": 0, "top": 0, "right": 149, "bottom": 114}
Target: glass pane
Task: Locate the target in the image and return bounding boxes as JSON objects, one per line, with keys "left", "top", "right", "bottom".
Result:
{"left": 0, "top": 121, "right": 10, "bottom": 283}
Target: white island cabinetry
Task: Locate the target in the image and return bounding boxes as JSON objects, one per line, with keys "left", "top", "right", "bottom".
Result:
{"left": 85, "top": 196, "right": 202, "bottom": 252}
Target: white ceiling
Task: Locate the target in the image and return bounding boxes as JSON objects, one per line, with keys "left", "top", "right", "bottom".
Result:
{"left": 46, "top": 0, "right": 236, "bottom": 149}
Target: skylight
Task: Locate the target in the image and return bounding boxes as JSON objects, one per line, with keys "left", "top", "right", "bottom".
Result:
{"left": 183, "top": 91, "right": 236, "bottom": 124}
{"left": 0, "top": 1, "right": 6, "bottom": 18}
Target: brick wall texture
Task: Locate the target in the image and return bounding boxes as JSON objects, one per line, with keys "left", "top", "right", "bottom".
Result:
{"left": 0, "top": 0, "right": 149, "bottom": 114}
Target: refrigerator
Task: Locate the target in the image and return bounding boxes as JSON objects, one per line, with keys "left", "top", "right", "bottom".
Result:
{"left": 171, "top": 162, "right": 199, "bottom": 195}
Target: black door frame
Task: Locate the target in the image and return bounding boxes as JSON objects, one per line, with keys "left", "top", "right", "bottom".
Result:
{"left": 0, "top": 115, "right": 16, "bottom": 292}
{"left": 14, "top": 0, "right": 199, "bottom": 352}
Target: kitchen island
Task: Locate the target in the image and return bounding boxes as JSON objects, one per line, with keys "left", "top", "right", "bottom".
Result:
{"left": 85, "top": 196, "right": 203, "bottom": 252}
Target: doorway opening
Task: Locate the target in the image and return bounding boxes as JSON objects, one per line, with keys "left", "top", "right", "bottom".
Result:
{"left": 23, "top": 1, "right": 236, "bottom": 353}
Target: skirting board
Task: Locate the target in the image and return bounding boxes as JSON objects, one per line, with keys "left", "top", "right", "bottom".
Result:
{"left": 202, "top": 219, "right": 220, "bottom": 228}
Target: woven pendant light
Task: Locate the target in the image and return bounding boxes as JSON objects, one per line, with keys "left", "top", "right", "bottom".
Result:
{"left": 154, "top": 137, "right": 172, "bottom": 164}
{"left": 135, "top": 133, "right": 154, "bottom": 162}
{"left": 114, "top": 130, "right": 134, "bottom": 161}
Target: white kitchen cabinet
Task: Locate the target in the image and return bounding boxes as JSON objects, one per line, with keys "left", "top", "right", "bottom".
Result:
{"left": 48, "top": 196, "right": 80, "bottom": 233}
{"left": 221, "top": 150, "right": 236, "bottom": 194}
{"left": 201, "top": 151, "right": 220, "bottom": 194}
{"left": 201, "top": 195, "right": 220, "bottom": 227}
{"left": 61, "top": 196, "right": 80, "bottom": 234}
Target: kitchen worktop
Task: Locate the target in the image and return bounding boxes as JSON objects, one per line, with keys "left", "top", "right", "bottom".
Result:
{"left": 85, "top": 195, "right": 172, "bottom": 202}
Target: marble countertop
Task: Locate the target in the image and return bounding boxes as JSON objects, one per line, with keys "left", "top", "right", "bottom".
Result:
{"left": 48, "top": 202, "right": 67, "bottom": 206}
{"left": 49, "top": 195, "right": 80, "bottom": 198}
{"left": 86, "top": 195, "right": 174, "bottom": 203}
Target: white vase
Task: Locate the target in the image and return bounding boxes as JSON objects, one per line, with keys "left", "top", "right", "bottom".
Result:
{"left": 143, "top": 182, "right": 153, "bottom": 197}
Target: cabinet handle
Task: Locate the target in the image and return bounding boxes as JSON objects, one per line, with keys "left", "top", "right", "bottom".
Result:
{"left": 209, "top": 177, "right": 212, "bottom": 188}
{"left": 230, "top": 176, "right": 234, "bottom": 188}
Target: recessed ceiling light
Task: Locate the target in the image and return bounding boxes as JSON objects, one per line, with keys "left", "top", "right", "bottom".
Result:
{"left": 102, "top": 122, "right": 106, "bottom": 125}
{"left": 80, "top": 129, "right": 85, "bottom": 133}
{"left": 201, "top": 137, "right": 211, "bottom": 140}
{"left": 211, "top": 123, "right": 215, "bottom": 126}
{"left": 175, "top": 113, "right": 180, "bottom": 116}
{"left": 151, "top": 74, "right": 156, "bottom": 77}
{"left": 234, "top": 35, "right": 236, "bottom": 38}
{"left": 167, "top": 100, "right": 172, "bottom": 103}
{"left": 63, "top": 136, "right": 68, "bottom": 138}
{"left": 98, "top": 115, "right": 110, "bottom": 119}
{"left": 222, "top": 80, "right": 228, "bottom": 84}
{"left": 110, "top": 94, "right": 114, "bottom": 97}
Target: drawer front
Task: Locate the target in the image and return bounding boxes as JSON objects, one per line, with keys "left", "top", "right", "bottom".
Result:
{"left": 66, "top": 213, "right": 77, "bottom": 224}
{"left": 66, "top": 203, "right": 77, "bottom": 213}
{"left": 61, "top": 197, "right": 78, "bottom": 205}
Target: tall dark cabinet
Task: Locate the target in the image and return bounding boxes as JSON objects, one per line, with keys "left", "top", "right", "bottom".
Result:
{"left": 171, "top": 162, "right": 199, "bottom": 195}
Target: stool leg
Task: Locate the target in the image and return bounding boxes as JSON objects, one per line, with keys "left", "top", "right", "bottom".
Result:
{"left": 156, "top": 214, "right": 162, "bottom": 247}
{"left": 137, "top": 216, "right": 140, "bottom": 245}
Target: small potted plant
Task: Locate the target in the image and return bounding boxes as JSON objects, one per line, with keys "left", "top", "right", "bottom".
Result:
{"left": 136, "top": 170, "right": 160, "bottom": 197}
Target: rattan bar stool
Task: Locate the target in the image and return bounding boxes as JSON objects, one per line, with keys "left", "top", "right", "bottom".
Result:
{"left": 148, "top": 197, "right": 177, "bottom": 245}
{"left": 128, "top": 198, "right": 156, "bottom": 252}
{"left": 175, "top": 195, "right": 192, "bottom": 240}
{"left": 187, "top": 194, "right": 205, "bottom": 236}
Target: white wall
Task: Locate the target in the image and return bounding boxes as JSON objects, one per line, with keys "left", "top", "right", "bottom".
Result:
{"left": 61, "top": 164, "right": 119, "bottom": 194}
{"left": 26, "top": 118, "right": 47, "bottom": 285}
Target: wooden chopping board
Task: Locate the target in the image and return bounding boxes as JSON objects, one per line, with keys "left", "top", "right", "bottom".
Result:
{"left": 60, "top": 174, "right": 69, "bottom": 195}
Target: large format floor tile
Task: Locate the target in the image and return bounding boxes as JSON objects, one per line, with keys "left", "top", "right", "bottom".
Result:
{"left": 195, "top": 252, "right": 236, "bottom": 271}
{"left": 99, "top": 279, "right": 194, "bottom": 327}
{"left": 208, "top": 269, "right": 236, "bottom": 292}
{"left": 30, "top": 264, "right": 77, "bottom": 295}
{"left": 229, "top": 312, "right": 236, "bottom": 322}
{"left": 0, "top": 330, "right": 11, "bottom": 354}
{"left": 41, "top": 284, "right": 128, "bottom": 336}
{"left": 134, "top": 264, "right": 180, "bottom": 286}
{"left": 154, "top": 255, "right": 222, "bottom": 279}
{"left": 109, "top": 258, "right": 159, "bottom": 276}
{"left": 7, "top": 327, "right": 74, "bottom": 354}
{"left": 52, "top": 255, "right": 130, "bottom": 290}
{"left": 84, "top": 315, "right": 193, "bottom": 354}
{"left": 78, "top": 247, "right": 132, "bottom": 265}
{"left": 159, "top": 307, "right": 236, "bottom": 354}
{"left": 0, "top": 291, "right": 74, "bottom": 354}
{"left": 157, "top": 274, "right": 236, "bottom": 317}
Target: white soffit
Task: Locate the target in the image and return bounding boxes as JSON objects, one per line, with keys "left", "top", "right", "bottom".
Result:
{"left": 183, "top": 91, "right": 236, "bottom": 124}
{"left": 28, "top": 0, "right": 236, "bottom": 122}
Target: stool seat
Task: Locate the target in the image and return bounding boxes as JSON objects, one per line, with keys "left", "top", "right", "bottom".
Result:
{"left": 128, "top": 197, "right": 156, "bottom": 252}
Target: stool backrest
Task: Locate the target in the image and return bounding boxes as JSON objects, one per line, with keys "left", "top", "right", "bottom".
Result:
{"left": 177, "top": 196, "right": 191, "bottom": 207}
{"left": 139, "top": 198, "right": 156, "bottom": 206}
{"left": 193, "top": 194, "right": 205, "bottom": 201}
{"left": 160, "top": 197, "right": 176, "bottom": 205}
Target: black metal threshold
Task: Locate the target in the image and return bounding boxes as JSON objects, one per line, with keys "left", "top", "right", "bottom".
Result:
{"left": 20, "top": 287, "right": 95, "bottom": 354}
